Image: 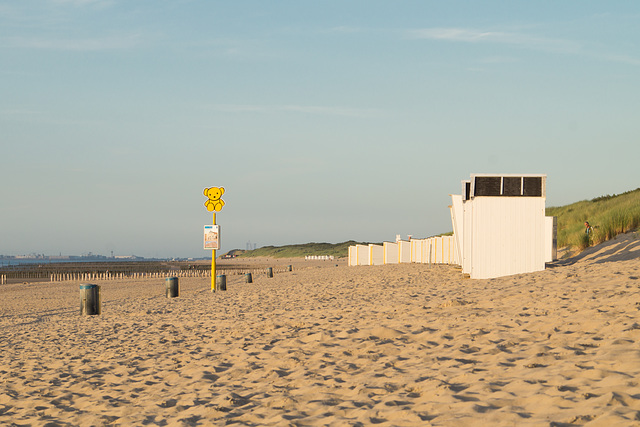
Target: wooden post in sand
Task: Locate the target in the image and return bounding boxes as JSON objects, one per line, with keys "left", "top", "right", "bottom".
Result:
{"left": 165, "top": 277, "right": 179, "bottom": 298}
{"left": 267, "top": 267, "right": 273, "bottom": 278}
{"left": 80, "top": 284, "right": 101, "bottom": 315}
{"left": 216, "top": 274, "right": 227, "bottom": 291}
{"left": 287, "top": 265, "right": 292, "bottom": 272}
{"left": 245, "top": 272, "right": 253, "bottom": 283}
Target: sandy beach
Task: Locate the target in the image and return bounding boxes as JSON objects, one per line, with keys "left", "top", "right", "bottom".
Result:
{"left": 2, "top": 235, "right": 640, "bottom": 426}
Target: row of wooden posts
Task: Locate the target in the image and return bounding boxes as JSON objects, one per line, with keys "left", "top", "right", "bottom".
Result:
{"left": 48, "top": 265, "right": 293, "bottom": 283}
{"left": 50, "top": 270, "right": 209, "bottom": 282}
{"left": 0, "top": 265, "right": 291, "bottom": 285}
{"left": 80, "top": 265, "right": 293, "bottom": 315}
{"left": 1, "top": 265, "right": 294, "bottom": 286}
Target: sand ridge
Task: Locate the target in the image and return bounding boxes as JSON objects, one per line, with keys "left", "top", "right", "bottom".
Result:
{"left": 2, "top": 237, "right": 640, "bottom": 426}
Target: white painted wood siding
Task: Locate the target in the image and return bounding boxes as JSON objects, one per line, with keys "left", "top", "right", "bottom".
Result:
{"left": 411, "top": 239, "right": 423, "bottom": 263}
{"left": 348, "top": 246, "right": 357, "bottom": 266}
{"left": 470, "top": 196, "right": 546, "bottom": 279}
{"left": 356, "top": 245, "right": 370, "bottom": 266}
{"left": 450, "top": 195, "right": 464, "bottom": 267}
{"left": 369, "top": 244, "right": 384, "bottom": 265}
{"left": 398, "top": 241, "right": 411, "bottom": 263}
{"left": 383, "top": 242, "right": 399, "bottom": 264}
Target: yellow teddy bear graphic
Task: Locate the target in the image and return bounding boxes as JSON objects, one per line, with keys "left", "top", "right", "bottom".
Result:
{"left": 204, "top": 186, "right": 225, "bottom": 212}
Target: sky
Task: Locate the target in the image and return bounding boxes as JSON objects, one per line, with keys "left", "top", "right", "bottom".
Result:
{"left": 1, "top": 1, "right": 640, "bottom": 259}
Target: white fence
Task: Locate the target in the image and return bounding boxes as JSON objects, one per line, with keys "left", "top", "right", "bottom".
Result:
{"left": 348, "top": 236, "right": 459, "bottom": 267}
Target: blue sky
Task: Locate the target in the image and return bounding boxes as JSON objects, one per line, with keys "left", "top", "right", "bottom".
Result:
{"left": 1, "top": 1, "right": 639, "bottom": 258}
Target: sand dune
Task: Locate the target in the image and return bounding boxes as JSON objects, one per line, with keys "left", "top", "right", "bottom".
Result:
{"left": 2, "top": 236, "right": 640, "bottom": 426}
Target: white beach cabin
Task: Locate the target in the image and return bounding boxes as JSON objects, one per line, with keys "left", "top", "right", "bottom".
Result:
{"left": 450, "top": 173, "right": 556, "bottom": 279}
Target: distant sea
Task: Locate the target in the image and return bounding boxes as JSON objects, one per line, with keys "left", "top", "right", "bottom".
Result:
{"left": 0, "top": 257, "right": 165, "bottom": 267}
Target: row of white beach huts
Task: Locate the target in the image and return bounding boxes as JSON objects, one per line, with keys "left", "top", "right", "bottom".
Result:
{"left": 349, "top": 235, "right": 458, "bottom": 266}
{"left": 349, "top": 173, "right": 557, "bottom": 280}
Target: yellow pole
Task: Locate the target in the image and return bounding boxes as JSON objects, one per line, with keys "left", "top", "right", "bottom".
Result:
{"left": 211, "top": 212, "right": 216, "bottom": 292}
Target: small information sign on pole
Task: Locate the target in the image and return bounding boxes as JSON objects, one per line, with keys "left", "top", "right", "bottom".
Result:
{"left": 204, "top": 225, "right": 220, "bottom": 250}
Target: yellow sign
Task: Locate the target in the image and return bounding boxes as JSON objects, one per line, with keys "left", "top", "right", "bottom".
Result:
{"left": 204, "top": 186, "right": 225, "bottom": 292}
{"left": 204, "top": 186, "right": 225, "bottom": 212}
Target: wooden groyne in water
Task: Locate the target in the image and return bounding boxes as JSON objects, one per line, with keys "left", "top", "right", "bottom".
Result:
{"left": 0, "top": 260, "right": 294, "bottom": 285}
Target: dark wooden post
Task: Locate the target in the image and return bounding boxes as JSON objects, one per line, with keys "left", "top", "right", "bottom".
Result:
{"left": 267, "top": 267, "right": 273, "bottom": 278}
{"left": 245, "top": 273, "right": 253, "bottom": 283}
{"left": 165, "top": 277, "right": 179, "bottom": 298}
{"left": 287, "top": 265, "right": 292, "bottom": 272}
{"left": 216, "top": 274, "right": 227, "bottom": 291}
{"left": 80, "top": 284, "right": 101, "bottom": 315}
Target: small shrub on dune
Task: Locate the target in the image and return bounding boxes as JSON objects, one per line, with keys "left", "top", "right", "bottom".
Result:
{"left": 577, "top": 232, "right": 591, "bottom": 250}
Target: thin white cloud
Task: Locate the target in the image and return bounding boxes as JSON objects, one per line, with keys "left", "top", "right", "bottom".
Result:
{"left": 407, "top": 27, "right": 640, "bottom": 66}
{"left": 479, "top": 55, "right": 519, "bottom": 64}
{"left": 279, "top": 105, "right": 381, "bottom": 118}
{"left": 49, "top": 0, "right": 113, "bottom": 7}
{"left": 409, "top": 28, "right": 506, "bottom": 43}
{"left": 324, "top": 26, "right": 363, "bottom": 34}
{"left": 2, "top": 33, "right": 144, "bottom": 51}
{"left": 596, "top": 52, "right": 640, "bottom": 66}
{"left": 209, "top": 104, "right": 383, "bottom": 118}
{"left": 408, "top": 27, "right": 580, "bottom": 53}
{"left": 0, "top": 108, "right": 102, "bottom": 126}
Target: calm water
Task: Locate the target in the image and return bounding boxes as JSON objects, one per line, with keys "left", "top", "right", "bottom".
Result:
{"left": 0, "top": 257, "right": 168, "bottom": 267}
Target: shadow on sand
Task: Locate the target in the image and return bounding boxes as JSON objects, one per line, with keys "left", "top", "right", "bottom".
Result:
{"left": 549, "top": 231, "right": 640, "bottom": 268}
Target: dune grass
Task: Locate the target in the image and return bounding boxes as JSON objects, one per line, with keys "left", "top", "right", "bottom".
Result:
{"left": 238, "top": 241, "right": 379, "bottom": 259}
{"left": 546, "top": 188, "right": 640, "bottom": 250}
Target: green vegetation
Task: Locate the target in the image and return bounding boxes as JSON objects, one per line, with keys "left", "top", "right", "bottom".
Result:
{"left": 238, "top": 241, "right": 379, "bottom": 259}
{"left": 547, "top": 188, "right": 640, "bottom": 250}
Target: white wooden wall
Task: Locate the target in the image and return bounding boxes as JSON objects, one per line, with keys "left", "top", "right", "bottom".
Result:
{"left": 462, "top": 200, "right": 473, "bottom": 275}
{"left": 398, "top": 241, "right": 411, "bottom": 263}
{"left": 352, "top": 244, "right": 369, "bottom": 266}
{"left": 450, "top": 195, "right": 464, "bottom": 269}
{"left": 469, "top": 197, "right": 546, "bottom": 279}
{"left": 383, "top": 242, "right": 398, "bottom": 264}
{"left": 411, "top": 239, "right": 423, "bottom": 263}
{"left": 348, "top": 246, "right": 357, "bottom": 266}
{"left": 370, "top": 244, "right": 384, "bottom": 265}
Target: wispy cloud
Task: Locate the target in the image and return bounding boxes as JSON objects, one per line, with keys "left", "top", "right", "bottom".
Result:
{"left": 209, "top": 104, "right": 383, "bottom": 118}
{"left": 323, "top": 26, "right": 363, "bottom": 34}
{"left": 0, "top": 108, "right": 103, "bottom": 126}
{"left": 595, "top": 52, "right": 640, "bottom": 66}
{"left": 406, "top": 26, "right": 640, "bottom": 66}
{"left": 49, "top": 0, "right": 113, "bottom": 7}
{"left": 479, "top": 55, "right": 519, "bottom": 64}
{"left": 2, "top": 33, "right": 145, "bottom": 51}
{"left": 409, "top": 28, "right": 503, "bottom": 43}
{"left": 407, "top": 27, "right": 580, "bottom": 53}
